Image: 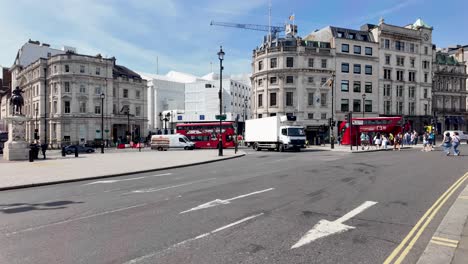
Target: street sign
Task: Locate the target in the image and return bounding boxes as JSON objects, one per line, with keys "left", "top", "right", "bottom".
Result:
{"left": 352, "top": 120, "right": 363, "bottom": 125}
{"left": 215, "top": 114, "right": 227, "bottom": 120}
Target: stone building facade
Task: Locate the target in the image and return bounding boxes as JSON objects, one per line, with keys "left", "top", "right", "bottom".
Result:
{"left": 432, "top": 50, "right": 467, "bottom": 132}
{"left": 251, "top": 36, "right": 335, "bottom": 143}
{"left": 6, "top": 52, "right": 147, "bottom": 147}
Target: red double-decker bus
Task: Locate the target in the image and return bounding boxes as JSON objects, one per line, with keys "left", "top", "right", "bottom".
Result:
{"left": 339, "top": 116, "right": 409, "bottom": 145}
{"left": 176, "top": 122, "right": 236, "bottom": 149}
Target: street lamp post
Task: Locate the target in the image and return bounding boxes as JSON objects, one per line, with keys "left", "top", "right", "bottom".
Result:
{"left": 217, "top": 46, "right": 225, "bottom": 157}
{"left": 330, "top": 74, "right": 335, "bottom": 149}
{"left": 243, "top": 98, "right": 248, "bottom": 136}
{"left": 34, "top": 106, "right": 39, "bottom": 140}
{"left": 159, "top": 112, "right": 170, "bottom": 134}
{"left": 100, "top": 93, "right": 105, "bottom": 153}
{"left": 362, "top": 93, "right": 367, "bottom": 118}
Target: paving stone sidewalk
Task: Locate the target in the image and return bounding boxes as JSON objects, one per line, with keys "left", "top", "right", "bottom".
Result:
{"left": 0, "top": 149, "right": 244, "bottom": 190}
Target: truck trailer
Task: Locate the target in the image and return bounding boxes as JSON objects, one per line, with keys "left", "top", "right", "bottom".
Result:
{"left": 245, "top": 116, "right": 306, "bottom": 152}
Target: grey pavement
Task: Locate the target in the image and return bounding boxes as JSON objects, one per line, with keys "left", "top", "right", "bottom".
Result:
{"left": 0, "top": 148, "right": 244, "bottom": 189}
{"left": 0, "top": 145, "right": 466, "bottom": 263}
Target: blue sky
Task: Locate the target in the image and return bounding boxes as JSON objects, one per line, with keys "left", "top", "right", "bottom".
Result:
{"left": 0, "top": 0, "right": 467, "bottom": 77}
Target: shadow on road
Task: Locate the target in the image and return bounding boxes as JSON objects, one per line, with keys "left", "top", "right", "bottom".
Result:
{"left": 0, "top": 200, "right": 84, "bottom": 214}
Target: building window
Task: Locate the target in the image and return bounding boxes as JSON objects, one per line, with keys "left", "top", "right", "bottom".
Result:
{"left": 270, "top": 76, "right": 277, "bottom": 84}
{"left": 136, "top": 90, "right": 141, "bottom": 99}
{"left": 258, "top": 94, "right": 263, "bottom": 107}
{"left": 341, "top": 99, "right": 349, "bottom": 112}
{"left": 385, "top": 55, "right": 391, "bottom": 65}
{"left": 95, "top": 105, "right": 101, "bottom": 114}
{"left": 308, "top": 113, "right": 314, "bottom": 119}
{"left": 423, "top": 88, "right": 428, "bottom": 99}
{"left": 353, "top": 99, "right": 361, "bottom": 112}
{"left": 354, "top": 45, "right": 361, "bottom": 54}
{"left": 424, "top": 104, "right": 428, "bottom": 115}
{"left": 95, "top": 86, "right": 101, "bottom": 95}
{"left": 353, "top": 64, "right": 361, "bottom": 74}
{"left": 123, "top": 89, "right": 129, "bottom": 98}
{"left": 384, "top": 84, "right": 392, "bottom": 97}
{"left": 397, "top": 56, "right": 405, "bottom": 66}
{"left": 395, "top": 41, "right": 405, "bottom": 51}
{"left": 348, "top": 33, "right": 355, "bottom": 39}
{"left": 341, "top": 80, "right": 349, "bottom": 92}
{"left": 408, "top": 86, "right": 415, "bottom": 98}
{"left": 136, "top": 106, "right": 141, "bottom": 117}
{"left": 113, "top": 104, "right": 117, "bottom": 114}
{"left": 258, "top": 79, "right": 263, "bottom": 86}
{"left": 321, "top": 78, "right": 327, "bottom": 85}
{"left": 286, "top": 57, "right": 294, "bottom": 67}
{"left": 353, "top": 81, "right": 361, "bottom": 92}
{"left": 342, "top": 44, "right": 349, "bottom": 53}
{"left": 397, "top": 70, "right": 404, "bottom": 81}
{"left": 321, "top": 93, "right": 327, "bottom": 107}
{"left": 258, "top": 60, "right": 263, "bottom": 71}
{"left": 384, "top": 39, "right": 390, "bottom": 49}
{"left": 397, "top": 102, "right": 403, "bottom": 115}
{"left": 308, "top": 58, "right": 314, "bottom": 67}
{"left": 365, "top": 82, "right": 372, "bottom": 93}
{"left": 365, "top": 47, "right": 372, "bottom": 55}
{"left": 384, "top": 69, "right": 392, "bottom": 80}
{"left": 65, "top": 65, "right": 70, "bottom": 73}
{"left": 47, "top": 52, "right": 51, "bottom": 57}
{"left": 286, "top": 92, "right": 293, "bottom": 106}
{"left": 397, "top": 85, "right": 403, "bottom": 97}
{"left": 308, "top": 76, "right": 314, "bottom": 84}
{"left": 54, "top": 83, "right": 58, "bottom": 94}
{"left": 424, "top": 46, "right": 428, "bottom": 55}
{"left": 409, "top": 102, "right": 415, "bottom": 115}
{"left": 321, "top": 113, "right": 327, "bottom": 120}
{"left": 365, "top": 65, "right": 372, "bottom": 75}
{"left": 79, "top": 102, "right": 86, "bottom": 113}
{"left": 270, "top": 58, "right": 277, "bottom": 68}
{"left": 424, "top": 73, "right": 428, "bottom": 83}
{"left": 96, "top": 67, "right": 101, "bottom": 75}
{"left": 365, "top": 100, "right": 372, "bottom": 112}
{"left": 270, "top": 92, "right": 277, "bottom": 106}
{"left": 308, "top": 93, "right": 314, "bottom": 106}
{"left": 64, "top": 101, "right": 70, "bottom": 113}
{"left": 341, "top": 63, "right": 349, "bottom": 73}
{"left": 409, "top": 72, "right": 416, "bottom": 82}
{"left": 410, "top": 43, "right": 415, "bottom": 53}
{"left": 321, "top": 59, "right": 327, "bottom": 68}
{"left": 80, "top": 84, "right": 86, "bottom": 93}
{"left": 423, "top": 60, "right": 430, "bottom": 69}
{"left": 80, "top": 65, "right": 85, "bottom": 73}
{"left": 411, "top": 58, "right": 415, "bottom": 68}
{"left": 384, "top": 101, "right": 391, "bottom": 114}
{"left": 64, "top": 82, "right": 70, "bottom": 93}
{"left": 286, "top": 76, "right": 294, "bottom": 84}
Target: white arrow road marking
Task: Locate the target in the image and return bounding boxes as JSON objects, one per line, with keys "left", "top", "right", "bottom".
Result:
{"left": 291, "top": 201, "right": 378, "bottom": 249}
{"left": 180, "top": 188, "right": 274, "bottom": 214}
{"left": 84, "top": 173, "right": 172, "bottom": 185}
{"left": 123, "top": 213, "right": 264, "bottom": 264}
{"left": 124, "top": 178, "right": 216, "bottom": 194}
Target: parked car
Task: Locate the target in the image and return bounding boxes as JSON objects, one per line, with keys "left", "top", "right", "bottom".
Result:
{"left": 64, "top": 145, "right": 95, "bottom": 154}
{"left": 443, "top": 130, "right": 468, "bottom": 144}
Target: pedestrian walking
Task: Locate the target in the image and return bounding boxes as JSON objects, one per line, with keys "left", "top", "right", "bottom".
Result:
{"left": 422, "top": 133, "right": 429, "bottom": 152}
{"left": 389, "top": 133, "right": 394, "bottom": 146}
{"left": 337, "top": 135, "right": 342, "bottom": 146}
{"left": 382, "top": 134, "right": 389, "bottom": 149}
{"left": 440, "top": 132, "right": 452, "bottom": 156}
{"left": 428, "top": 131, "right": 434, "bottom": 151}
{"left": 452, "top": 132, "right": 461, "bottom": 156}
{"left": 393, "top": 133, "right": 402, "bottom": 151}
{"left": 413, "top": 131, "right": 419, "bottom": 145}
{"left": 374, "top": 134, "right": 381, "bottom": 149}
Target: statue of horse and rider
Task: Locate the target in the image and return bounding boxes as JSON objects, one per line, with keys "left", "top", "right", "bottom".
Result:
{"left": 10, "top": 86, "right": 24, "bottom": 115}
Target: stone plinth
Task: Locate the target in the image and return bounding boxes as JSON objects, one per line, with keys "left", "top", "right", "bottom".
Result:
{"left": 3, "top": 116, "right": 29, "bottom": 161}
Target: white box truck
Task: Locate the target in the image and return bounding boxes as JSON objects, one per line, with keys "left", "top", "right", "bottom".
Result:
{"left": 245, "top": 116, "right": 306, "bottom": 151}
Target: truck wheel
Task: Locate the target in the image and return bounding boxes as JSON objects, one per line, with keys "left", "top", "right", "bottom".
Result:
{"left": 254, "top": 143, "right": 261, "bottom": 151}
{"left": 158, "top": 147, "right": 163, "bottom": 151}
{"left": 184, "top": 146, "right": 188, "bottom": 150}
{"left": 279, "top": 144, "right": 284, "bottom": 152}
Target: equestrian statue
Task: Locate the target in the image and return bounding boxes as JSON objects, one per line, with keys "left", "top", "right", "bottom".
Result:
{"left": 10, "top": 86, "right": 24, "bottom": 115}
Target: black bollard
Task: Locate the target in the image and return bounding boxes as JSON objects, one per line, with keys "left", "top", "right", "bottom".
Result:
{"left": 61, "top": 147, "right": 66, "bottom": 157}
{"left": 29, "top": 149, "right": 34, "bottom": 162}
{"left": 75, "top": 147, "right": 79, "bottom": 157}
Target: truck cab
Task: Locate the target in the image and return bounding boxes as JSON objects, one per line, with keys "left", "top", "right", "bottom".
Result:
{"left": 279, "top": 126, "right": 306, "bottom": 151}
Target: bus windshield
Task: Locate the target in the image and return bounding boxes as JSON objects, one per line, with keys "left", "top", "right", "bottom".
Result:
{"left": 288, "top": 127, "right": 305, "bottom": 136}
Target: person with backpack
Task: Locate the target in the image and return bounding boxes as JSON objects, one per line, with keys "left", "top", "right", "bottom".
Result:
{"left": 440, "top": 132, "right": 452, "bottom": 156}
{"left": 452, "top": 131, "right": 461, "bottom": 156}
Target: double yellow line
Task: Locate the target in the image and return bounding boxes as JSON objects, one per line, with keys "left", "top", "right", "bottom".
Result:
{"left": 430, "top": 236, "right": 458, "bottom": 248}
{"left": 383, "top": 172, "right": 468, "bottom": 264}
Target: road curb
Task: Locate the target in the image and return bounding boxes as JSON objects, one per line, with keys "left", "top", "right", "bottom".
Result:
{"left": 0, "top": 153, "right": 245, "bottom": 191}
{"left": 416, "top": 182, "right": 468, "bottom": 264}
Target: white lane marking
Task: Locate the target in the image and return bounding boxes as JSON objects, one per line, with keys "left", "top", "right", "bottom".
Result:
{"left": 84, "top": 173, "right": 172, "bottom": 185}
{"left": 123, "top": 213, "right": 263, "bottom": 264}
{"left": 291, "top": 201, "right": 378, "bottom": 249}
{"left": 124, "top": 178, "right": 216, "bottom": 194}
{"left": 180, "top": 188, "right": 274, "bottom": 214}
{"left": 5, "top": 203, "right": 147, "bottom": 236}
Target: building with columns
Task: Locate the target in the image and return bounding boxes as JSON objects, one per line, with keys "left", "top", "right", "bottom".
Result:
{"left": 432, "top": 49, "right": 467, "bottom": 132}
{"left": 2, "top": 40, "right": 147, "bottom": 147}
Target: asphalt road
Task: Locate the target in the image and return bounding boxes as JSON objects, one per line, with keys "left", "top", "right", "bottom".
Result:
{"left": 0, "top": 146, "right": 466, "bottom": 264}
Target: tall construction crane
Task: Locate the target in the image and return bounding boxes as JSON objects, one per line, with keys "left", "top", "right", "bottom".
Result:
{"left": 210, "top": 21, "right": 285, "bottom": 36}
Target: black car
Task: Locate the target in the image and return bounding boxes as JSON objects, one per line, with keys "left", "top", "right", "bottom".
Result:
{"left": 64, "top": 145, "right": 95, "bottom": 154}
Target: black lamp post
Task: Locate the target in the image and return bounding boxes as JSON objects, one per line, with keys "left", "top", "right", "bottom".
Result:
{"left": 362, "top": 93, "right": 367, "bottom": 118}
{"left": 100, "top": 93, "right": 105, "bottom": 153}
{"left": 159, "top": 112, "right": 170, "bottom": 134}
{"left": 34, "top": 106, "right": 39, "bottom": 140}
{"left": 217, "top": 46, "right": 225, "bottom": 156}
{"left": 243, "top": 98, "right": 248, "bottom": 136}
